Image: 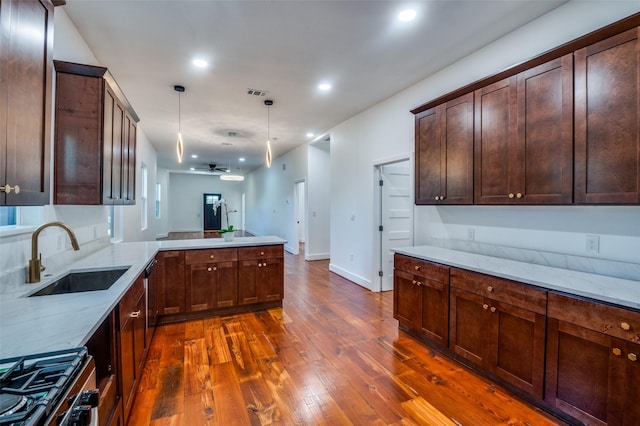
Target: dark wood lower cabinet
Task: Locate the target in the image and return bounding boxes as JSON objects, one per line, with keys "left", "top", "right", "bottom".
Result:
{"left": 186, "top": 261, "right": 238, "bottom": 310}
{"left": 545, "top": 293, "right": 640, "bottom": 426}
{"left": 393, "top": 254, "right": 450, "bottom": 347}
{"left": 156, "top": 250, "right": 185, "bottom": 315}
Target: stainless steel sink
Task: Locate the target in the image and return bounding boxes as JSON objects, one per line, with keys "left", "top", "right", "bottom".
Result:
{"left": 29, "top": 267, "right": 130, "bottom": 297}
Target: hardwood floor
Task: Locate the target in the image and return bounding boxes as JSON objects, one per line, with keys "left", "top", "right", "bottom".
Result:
{"left": 128, "top": 250, "right": 564, "bottom": 425}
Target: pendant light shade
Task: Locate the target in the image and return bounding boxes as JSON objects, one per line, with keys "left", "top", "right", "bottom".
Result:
{"left": 265, "top": 99, "right": 273, "bottom": 168}
{"left": 174, "top": 85, "right": 185, "bottom": 163}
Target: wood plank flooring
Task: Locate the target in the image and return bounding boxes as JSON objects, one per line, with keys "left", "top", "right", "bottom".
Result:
{"left": 128, "top": 250, "right": 564, "bottom": 425}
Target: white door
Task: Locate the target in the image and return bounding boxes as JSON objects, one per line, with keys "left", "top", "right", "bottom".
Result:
{"left": 379, "top": 161, "right": 412, "bottom": 291}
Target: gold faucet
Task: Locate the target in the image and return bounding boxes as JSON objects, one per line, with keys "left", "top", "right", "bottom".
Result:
{"left": 28, "top": 221, "right": 80, "bottom": 283}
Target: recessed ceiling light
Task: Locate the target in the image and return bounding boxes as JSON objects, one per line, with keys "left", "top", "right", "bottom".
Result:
{"left": 191, "top": 154, "right": 198, "bottom": 158}
{"left": 398, "top": 9, "right": 416, "bottom": 22}
{"left": 239, "top": 157, "right": 245, "bottom": 162}
{"left": 192, "top": 58, "right": 208, "bottom": 68}
{"left": 306, "top": 132, "right": 314, "bottom": 138}
{"left": 318, "top": 83, "right": 331, "bottom": 91}
{"left": 189, "top": 167, "right": 195, "bottom": 171}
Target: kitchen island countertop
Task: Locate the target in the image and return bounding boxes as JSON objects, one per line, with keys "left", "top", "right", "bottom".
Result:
{"left": 0, "top": 236, "right": 286, "bottom": 359}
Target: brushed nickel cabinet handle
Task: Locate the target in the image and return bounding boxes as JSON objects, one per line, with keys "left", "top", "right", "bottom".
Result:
{"left": 130, "top": 310, "right": 141, "bottom": 318}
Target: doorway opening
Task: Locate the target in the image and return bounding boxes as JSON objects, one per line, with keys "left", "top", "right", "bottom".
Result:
{"left": 293, "top": 180, "right": 306, "bottom": 256}
{"left": 203, "top": 193, "right": 222, "bottom": 231}
{"left": 374, "top": 158, "right": 413, "bottom": 292}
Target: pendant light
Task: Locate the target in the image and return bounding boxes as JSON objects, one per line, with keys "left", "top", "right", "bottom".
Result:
{"left": 265, "top": 99, "right": 273, "bottom": 168}
{"left": 220, "top": 160, "right": 245, "bottom": 181}
{"left": 174, "top": 85, "right": 185, "bottom": 163}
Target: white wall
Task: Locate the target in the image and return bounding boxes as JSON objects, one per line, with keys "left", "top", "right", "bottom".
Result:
{"left": 155, "top": 167, "right": 170, "bottom": 239}
{"left": 328, "top": 2, "right": 640, "bottom": 291}
{"left": 168, "top": 173, "right": 244, "bottom": 233}
{"left": 306, "top": 141, "right": 331, "bottom": 260}
{"left": 245, "top": 144, "right": 308, "bottom": 254}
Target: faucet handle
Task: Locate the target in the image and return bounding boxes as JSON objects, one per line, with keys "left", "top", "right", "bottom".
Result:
{"left": 39, "top": 254, "right": 45, "bottom": 272}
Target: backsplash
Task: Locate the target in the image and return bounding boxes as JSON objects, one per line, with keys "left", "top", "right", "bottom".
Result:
{"left": 429, "top": 237, "right": 640, "bottom": 282}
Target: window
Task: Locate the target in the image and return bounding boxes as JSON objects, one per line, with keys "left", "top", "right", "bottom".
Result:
{"left": 141, "top": 163, "right": 148, "bottom": 230}
{"left": 108, "top": 205, "right": 123, "bottom": 242}
{"left": 155, "top": 182, "right": 161, "bottom": 219}
{"left": 0, "top": 207, "right": 17, "bottom": 226}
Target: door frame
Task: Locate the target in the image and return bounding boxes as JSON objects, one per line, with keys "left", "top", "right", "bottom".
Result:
{"left": 373, "top": 154, "right": 414, "bottom": 292}
{"left": 293, "top": 179, "right": 306, "bottom": 257}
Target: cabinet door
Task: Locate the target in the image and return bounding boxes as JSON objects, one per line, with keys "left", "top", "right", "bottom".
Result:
{"left": 474, "top": 77, "right": 518, "bottom": 204}
{"left": 516, "top": 54, "right": 573, "bottom": 204}
{"left": 420, "top": 278, "right": 449, "bottom": 347}
{"left": 415, "top": 107, "right": 441, "bottom": 204}
{"left": 238, "top": 260, "right": 259, "bottom": 305}
{"left": 440, "top": 93, "right": 474, "bottom": 204}
{"left": 449, "top": 287, "right": 488, "bottom": 366}
{"left": 0, "top": 0, "right": 53, "bottom": 206}
{"left": 620, "top": 340, "right": 640, "bottom": 425}
{"left": 186, "top": 261, "right": 237, "bottom": 311}
{"left": 103, "top": 86, "right": 124, "bottom": 205}
{"left": 393, "top": 269, "right": 421, "bottom": 330}
{"left": 545, "top": 319, "right": 620, "bottom": 426}
{"left": 156, "top": 251, "right": 185, "bottom": 315}
{"left": 486, "top": 300, "right": 546, "bottom": 398}
{"left": 118, "top": 314, "right": 135, "bottom": 421}
{"left": 259, "top": 256, "right": 284, "bottom": 302}
{"left": 575, "top": 27, "right": 640, "bottom": 204}
{"left": 125, "top": 116, "right": 136, "bottom": 204}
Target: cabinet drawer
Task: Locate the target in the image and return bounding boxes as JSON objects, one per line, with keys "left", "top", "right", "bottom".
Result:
{"left": 394, "top": 254, "right": 449, "bottom": 284}
{"left": 238, "top": 245, "right": 283, "bottom": 260}
{"left": 548, "top": 292, "right": 640, "bottom": 343}
{"left": 185, "top": 248, "right": 238, "bottom": 264}
{"left": 451, "top": 268, "right": 546, "bottom": 314}
{"left": 118, "top": 276, "right": 144, "bottom": 327}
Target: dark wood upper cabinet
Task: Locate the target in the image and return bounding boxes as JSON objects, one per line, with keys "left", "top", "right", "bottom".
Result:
{"left": 575, "top": 27, "right": 640, "bottom": 204}
{"left": 0, "top": 0, "right": 53, "bottom": 206}
{"left": 474, "top": 55, "right": 573, "bottom": 204}
{"left": 54, "top": 60, "right": 138, "bottom": 205}
{"left": 415, "top": 93, "right": 474, "bottom": 205}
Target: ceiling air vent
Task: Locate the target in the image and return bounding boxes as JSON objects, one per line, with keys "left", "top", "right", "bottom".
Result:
{"left": 247, "top": 88, "right": 268, "bottom": 96}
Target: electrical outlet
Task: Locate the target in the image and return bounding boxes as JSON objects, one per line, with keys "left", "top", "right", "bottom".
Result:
{"left": 466, "top": 228, "right": 475, "bottom": 242}
{"left": 586, "top": 235, "right": 600, "bottom": 253}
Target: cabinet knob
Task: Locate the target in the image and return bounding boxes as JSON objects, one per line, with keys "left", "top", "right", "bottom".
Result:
{"left": 260, "top": 251, "right": 264, "bottom": 256}
{"left": 621, "top": 322, "right": 631, "bottom": 331}
{"left": 412, "top": 280, "right": 417, "bottom": 285}
{"left": 487, "top": 286, "right": 494, "bottom": 292}
{"left": 213, "top": 266, "right": 217, "bottom": 271}
{"left": 0, "top": 184, "right": 20, "bottom": 194}
{"left": 483, "top": 304, "right": 489, "bottom": 310}
{"left": 435, "top": 196, "right": 440, "bottom": 201}
{"left": 130, "top": 310, "right": 141, "bottom": 318}
{"left": 414, "top": 265, "right": 420, "bottom": 271}
{"left": 416, "top": 281, "right": 422, "bottom": 286}
{"left": 258, "top": 263, "right": 263, "bottom": 267}
{"left": 516, "top": 192, "right": 523, "bottom": 199}
{"left": 207, "top": 267, "right": 212, "bottom": 272}
{"left": 508, "top": 193, "right": 515, "bottom": 199}
{"left": 613, "top": 348, "right": 622, "bottom": 356}
{"left": 210, "top": 254, "right": 214, "bottom": 259}
{"left": 440, "top": 195, "right": 446, "bottom": 200}
{"left": 629, "top": 353, "right": 638, "bottom": 362}
{"left": 490, "top": 306, "right": 497, "bottom": 313}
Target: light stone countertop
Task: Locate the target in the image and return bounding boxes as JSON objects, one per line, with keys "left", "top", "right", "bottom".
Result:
{"left": 394, "top": 246, "right": 640, "bottom": 311}
{"left": 0, "top": 236, "right": 286, "bottom": 359}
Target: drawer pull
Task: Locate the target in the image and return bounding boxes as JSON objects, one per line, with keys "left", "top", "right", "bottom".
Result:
{"left": 0, "top": 184, "right": 20, "bottom": 194}
{"left": 490, "top": 306, "right": 497, "bottom": 313}
{"left": 613, "top": 348, "right": 622, "bottom": 356}
{"left": 130, "top": 310, "right": 141, "bottom": 318}
{"left": 483, "top": 304, "right": 489, "bottom": 310}
{"left": 487, "top": 286, "right": 494, "bottom": 292}
{"left": 621, "top": 322, "right": 631, "bottom": 331}
{"left": 629, "top": 353, "right": 638, "bottom": 362}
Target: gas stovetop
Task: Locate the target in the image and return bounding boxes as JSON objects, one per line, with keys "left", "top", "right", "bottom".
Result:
{"left": 0, "top": 347, "right": 89, "bottom": 426}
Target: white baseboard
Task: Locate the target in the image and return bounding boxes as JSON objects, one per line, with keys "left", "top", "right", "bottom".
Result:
{"left": 305, "top": 252, "right": 330, "bottom": 261}
{"left": 328, "top": 263, "right": 373, "bottom": 291}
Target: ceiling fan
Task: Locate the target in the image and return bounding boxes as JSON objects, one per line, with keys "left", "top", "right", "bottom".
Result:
{"left": 192, "top": 163, "right": 229, "bottom": 174}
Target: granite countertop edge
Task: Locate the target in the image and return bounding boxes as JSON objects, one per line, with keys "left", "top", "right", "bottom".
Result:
{"left": 394, "top": 246, "right": 640, "bottom": 311}
{"left": 0, "top": 236, "right": 286, "bottom": 359}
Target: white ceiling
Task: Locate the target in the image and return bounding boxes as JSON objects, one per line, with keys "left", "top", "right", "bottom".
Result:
{"left": 62, "top": 0, "right": 566, "bottom": 174}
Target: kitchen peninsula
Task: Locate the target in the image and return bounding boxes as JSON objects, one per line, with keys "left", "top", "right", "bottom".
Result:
{"left": 0, "top": 236, "right": 285, "bottom": 359}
